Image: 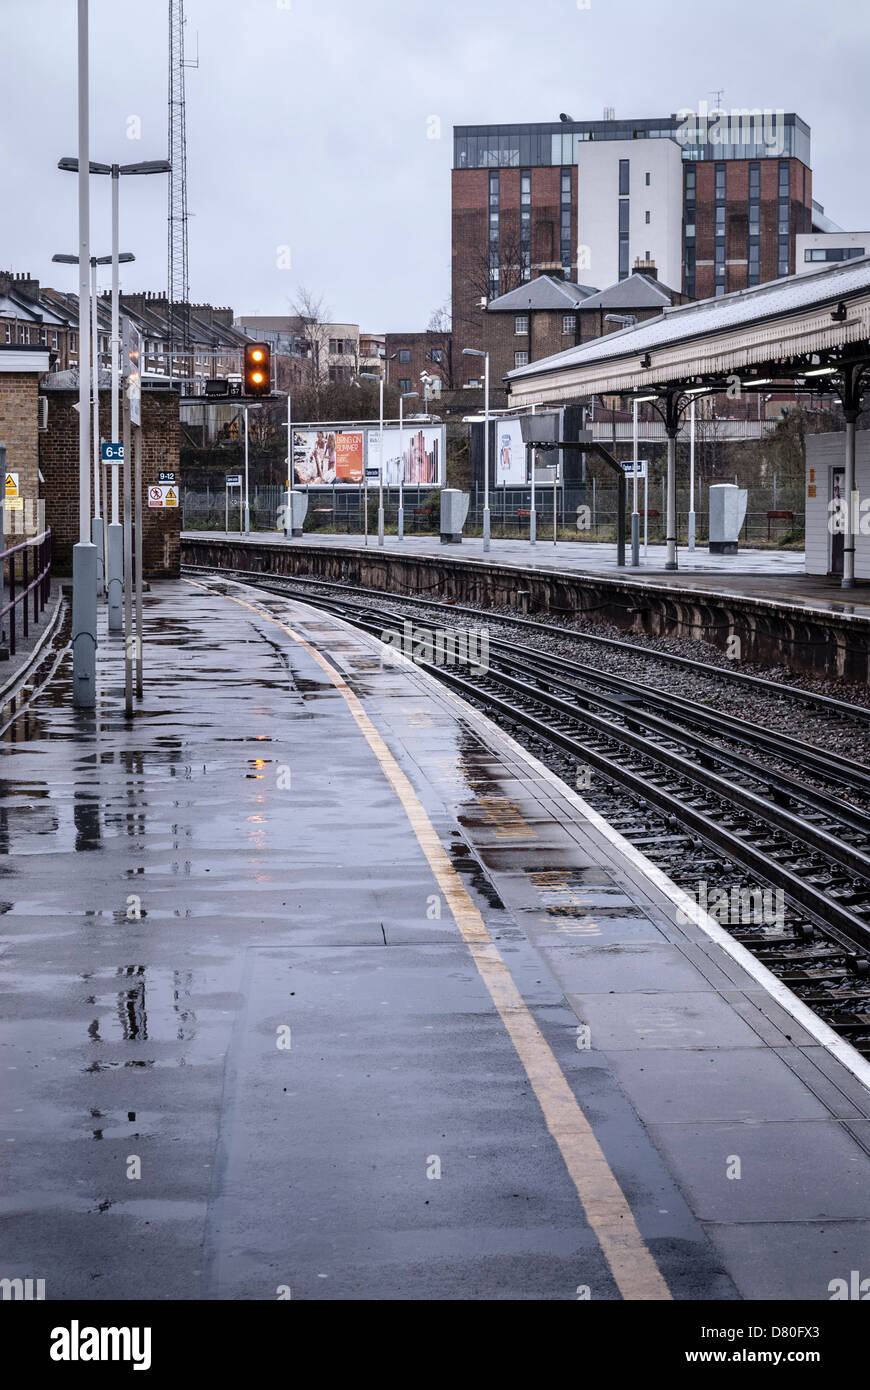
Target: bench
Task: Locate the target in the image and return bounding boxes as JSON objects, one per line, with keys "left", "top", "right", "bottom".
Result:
{"left": 767, "top": 509, "right": 794, "bottom": 539}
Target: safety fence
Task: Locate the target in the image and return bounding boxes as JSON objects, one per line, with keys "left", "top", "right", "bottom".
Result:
{"left": 1, "top": 528, "right": 53, "bottom": 658}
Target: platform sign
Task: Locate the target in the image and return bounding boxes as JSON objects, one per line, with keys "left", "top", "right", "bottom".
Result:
{"left": 158, "top": 470, "right": 177, "bottom": 484}
{"left": 226, "top": 474, "right": 242, "bottom": 487}
{"left": 148, "top": 484, "right": 178, "bottom": 508}
{"left": 620, "top": 459, "right": 648, "bottom": 479}
{"left": 4, "top": 472, "right": 19, "bottom": 499}
{"left": 101, "top": 441, "right": 124, "bottom": 464}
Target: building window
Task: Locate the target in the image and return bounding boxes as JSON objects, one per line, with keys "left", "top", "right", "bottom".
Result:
{"left": 51, "top": 330, "right": 58, "bottom": 350}
{"left": 520, "top": 168, "right": 532, "bottom": 281}
{"left": 398, "top": 348, "right": 411, "bottom": 363}
{"left": 488, "top": 170, "right": 500, "bottom": 299}
{"left": 430, "top": 347, "right": 443, "bottom": 363}
{"left": 70, "top": 333, "right": 77, "bottom": 352}
{"left": 645, "top": 171, "right": 650, "bottom": 186}
{"left": 645, "top": 210, "right": 650, "bottom": 224}
{"left": 805, "top": 246, "right": 865, "bottom": 262}
{"left": 715, "top": 163, "right": 726, "bottom": 198}
{"left": 514, "top": 351, "right": 528, "bottom": 368}
{"left": 618, "top": 159, "right": 630, "bottom": 196}
{"left": 515, "top": 315, "right": 529, "bottom": 334}
{"left": 560, "top": 168, "right": 572, "bottom": 278}
{"left": 4, "top": 323, "right": 11, "bottom": 343}
{"left": 562, "top": 314, "right": 576, "bottom": 334}
{"left": 398, "top": 378, "right": 411, "bottom": 393}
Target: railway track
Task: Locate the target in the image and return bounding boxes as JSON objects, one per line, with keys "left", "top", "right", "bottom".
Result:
{"left": 186, "top": 564, "right": 870, "bottom": 1057}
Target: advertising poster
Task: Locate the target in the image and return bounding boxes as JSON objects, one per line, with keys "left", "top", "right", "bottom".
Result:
{"left": 495, "top": 419, "right": 527, "bottom": 485}
{"left": 367, "top": 426, "right": 443, "bottom": 487}
{"left": 292, "top": 429, "right": 363, "bottom": 484}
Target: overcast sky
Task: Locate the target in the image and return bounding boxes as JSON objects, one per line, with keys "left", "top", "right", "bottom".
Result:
{"left": 1, "top": 0, "right": 868, "bottom": 332}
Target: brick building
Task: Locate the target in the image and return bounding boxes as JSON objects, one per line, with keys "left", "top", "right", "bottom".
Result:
{"left": 452, "top": 112, "right": 817, "bottom": 338}
{"left": 0, "top": 344, "right": 50, "bottom": 530}
{"left": 384, "top": 329, "right": 454, "bottom": 402}
{"left": 0, "top": 274, "right": 71, "bottom": 368}
{"left": 476, "top": 268, "right": 687, "bottom": 389}
{"left": 39, "top": 382, "right": 181, "bottom": 577}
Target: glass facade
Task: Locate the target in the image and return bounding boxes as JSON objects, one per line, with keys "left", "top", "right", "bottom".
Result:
{"left": 683, "top": 164, "right": 696, "bottom": 297}
{"left": 453, "top": 114, "right": 809, "bottom": 169}
{"left": 560, "top": 168, "right": 572, "bottom": 278}
{"left": 520, "top": 169, "right": 531, "bottom": 280}
{"left": 805, "top": 246, "right": 865, "bottom": 262}
{"left": 777, "top": 161, "right": 790, "bottom": 276}
{"left": 489, "top": 170, "right": 499, "bottom": 299}
{"left": 747, "top": 161, "right": 761, "bottom": 286}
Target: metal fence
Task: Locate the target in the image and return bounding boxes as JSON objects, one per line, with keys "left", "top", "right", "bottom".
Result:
{"left": 183, "top": 480, "right": 805, "bottom": 544}
{"left": 1, "top": 528, "right": 52, "bottom": 657}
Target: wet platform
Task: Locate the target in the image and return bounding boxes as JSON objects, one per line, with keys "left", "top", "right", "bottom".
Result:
{"left": 2, "top": 576, "right": 869, "bottom": 1301}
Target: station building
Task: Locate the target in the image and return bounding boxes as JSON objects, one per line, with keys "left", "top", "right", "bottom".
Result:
{"left": 452, "top": 110, "right": 817, "bottom": 368}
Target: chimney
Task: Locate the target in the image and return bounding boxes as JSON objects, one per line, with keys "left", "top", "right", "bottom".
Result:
{"left": 633, "top": 257, "right": 658, "bottom": 280}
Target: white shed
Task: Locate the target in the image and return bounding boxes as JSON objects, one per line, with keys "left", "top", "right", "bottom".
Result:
{"left": 805, "top": 431, "right": 870, "bottom": 579}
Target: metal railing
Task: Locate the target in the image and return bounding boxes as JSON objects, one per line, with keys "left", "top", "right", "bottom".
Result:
{"left": 1, "top": 528, "right": 52, "bottom": 657}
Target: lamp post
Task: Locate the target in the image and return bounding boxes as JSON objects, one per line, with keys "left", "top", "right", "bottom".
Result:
{"left": 631, "top": 397, "right": 640, "bottom": 566}
{"left": 58, "top": 156, "right": 170, "bottom": 629}
{"left": 688, "top": 396, "right": 696, "bottom": 551}
{"left": 69, "top": 0, "right": 96, "bottom": 706}
{"left": 462, "top": 347, "right": 490, "bottom": 551}
{"left": 360, "top": 366, "right": 389, "bottom": 545}
{"left": 53, "top": 250, "right": 135, "bottom": 603}
{"left": 397, "top": 390, "right": 418, "bottom": 542}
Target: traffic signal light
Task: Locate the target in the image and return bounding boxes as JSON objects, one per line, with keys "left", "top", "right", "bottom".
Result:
{"left": 244, "top": 342, "right": 271, "bottom": 396}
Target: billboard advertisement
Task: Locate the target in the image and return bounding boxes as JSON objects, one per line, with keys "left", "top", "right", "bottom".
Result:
{"left": 366, "top": 426, "right": 444, "bottom": 487}
{"left": 292, "top": 429, "right": 364, "bottom": 485}
{"left": 495, "top": 419, "right": 526, "bottom": 485}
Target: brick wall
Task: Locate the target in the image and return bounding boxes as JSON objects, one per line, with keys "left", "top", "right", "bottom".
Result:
{"left": 384, "top": 331, "right": 453, "bottom": 398}
{"left": 39, "top": 387, "right": 181, "bottom": 577}
{"left": 0, "top": 372, "right": 40, "bottom": 503}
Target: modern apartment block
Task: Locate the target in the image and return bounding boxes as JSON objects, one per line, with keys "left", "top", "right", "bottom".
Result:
{"left": 452, "top": 111, "right": 815, "bottom": 334}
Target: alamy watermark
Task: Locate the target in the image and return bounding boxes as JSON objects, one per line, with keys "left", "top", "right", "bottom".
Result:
{"left": 675, "top": 102, "right": 786, "bottom": 157}
{"left": 380, "top": 619, "right": 489, "bottom": 675}
{"left": 676, "top": 880, "right": 784, "bottom": 928}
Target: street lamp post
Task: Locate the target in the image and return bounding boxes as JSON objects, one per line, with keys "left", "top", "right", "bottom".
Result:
{"left": 244, "top": 406, "right": 250, "bottom": 533}
{"left": 688, "top": 396, "right": 697, "bottom": 551}
{"left": 58, "top": 156, "right": 170, "bottom": 630}
{"left": 631, "top": 397, "right": 640, "bottom": 566}
{"left": 69, "top": 0, "right": 97, "bottom": 706}
{"left": 360, "top": 364, "right": 390, "bottom": 545}
{"left": 462, "top": 347, "right": 490, "bottom": 551}
{"left": 53, "top": 247, "right": 136, "bottom": 607}
{"left": 397, "top": 390, "right": 418, "bottom": 542}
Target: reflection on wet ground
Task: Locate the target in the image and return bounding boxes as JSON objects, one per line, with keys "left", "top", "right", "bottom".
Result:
{"left": 1, "top": 579, "right": 541, "bottom": 1299}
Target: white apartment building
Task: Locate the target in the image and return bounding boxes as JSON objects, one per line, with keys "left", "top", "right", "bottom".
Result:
{"left": 576, "top": 138, "right": 684, "bottom": 293}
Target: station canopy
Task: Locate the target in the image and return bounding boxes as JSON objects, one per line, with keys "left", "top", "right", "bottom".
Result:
{"left": 505, "top": 256, "right": 870, "bottom": 406}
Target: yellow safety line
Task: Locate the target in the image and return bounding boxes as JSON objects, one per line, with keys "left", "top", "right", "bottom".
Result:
{"left": 185, "top": 578, "right": 672, "bottom": 1301}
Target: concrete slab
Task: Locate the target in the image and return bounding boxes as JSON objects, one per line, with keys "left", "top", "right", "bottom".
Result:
{"left": 2, "top": 574, "right": 869, "bottom": 1305}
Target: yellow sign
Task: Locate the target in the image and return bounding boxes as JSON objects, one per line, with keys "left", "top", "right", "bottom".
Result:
{"left": 5, "top": 472, "right": 19, "bottom": 499}
{"left": 164, "top": 486, "right": 178, "bottom": 507}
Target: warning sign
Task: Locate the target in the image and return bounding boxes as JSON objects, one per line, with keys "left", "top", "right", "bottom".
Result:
{"left": 5, "top": 472, "right": 19, "bottom": 499}
{"left": 148, "top": 484, "right": 178, "bottom": 509}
